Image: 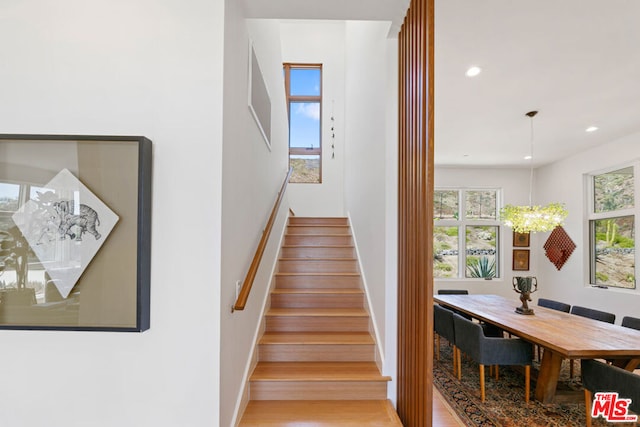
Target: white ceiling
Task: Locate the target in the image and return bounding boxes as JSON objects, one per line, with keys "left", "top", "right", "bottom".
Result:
{"left": 242, "top": 0, "right": 640, "bottom": 168}
{"left": 435, "top": 0, "right": 640, "bottom": 168}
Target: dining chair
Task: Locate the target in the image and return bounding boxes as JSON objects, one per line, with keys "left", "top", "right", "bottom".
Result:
{"left": 581, "top": 358, "right": 640, "bottom": 427}
{"left": 452, "top": 312, "right": 533, "bottom": 402}
{"left": 622, "top": 315, "right": 640, "bottom": 331}
{"left": 570, "top": 305, "right": 616, "bottom": 324}
{"left": 434, "top": 304, "right": 458, "bottom": 375}
{"left": 537, "top": 298, "right": 571, "bottom": 313}
{"left": 569, "top": 305, "right": 616, "bottom": 377}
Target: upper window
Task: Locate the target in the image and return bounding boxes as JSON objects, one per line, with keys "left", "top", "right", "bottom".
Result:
{"left": 283, "top": 64, "right": 322, "bottom": 183}
{"left": 588, "top": 165, "right": 637, "bottom": 289}
{"left": 434, "top": 189, "right": 500, "bottom": 279}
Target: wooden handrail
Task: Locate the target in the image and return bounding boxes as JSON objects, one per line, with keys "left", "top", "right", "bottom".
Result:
{"left": 232, "top": 167, "right": 293, "bottom": 312}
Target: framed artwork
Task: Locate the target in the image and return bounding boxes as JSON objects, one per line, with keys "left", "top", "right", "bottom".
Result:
{"left": 0, "top": 134, "right": 152, "bottom": 331}
{"left": 513, "top": 231, "right": 530, "bottom": 247}
{"left": 248, "top": 40, "right": 272, "bottom": 150}
{"left": 513, "top": 249, "right": 530, "bottom": 271}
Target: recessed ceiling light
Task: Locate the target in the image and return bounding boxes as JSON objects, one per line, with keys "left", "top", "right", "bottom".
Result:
{"left": 524, "top": 155, "right": 532, "bottom": 160}
{"left": 586, "top": 126, "right": 599, "bottom": 132}
{"left": 465, "top": 66, "right": 481, "bottom": 77}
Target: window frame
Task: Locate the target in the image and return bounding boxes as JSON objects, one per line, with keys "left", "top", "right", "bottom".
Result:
{"left": 283, "top": 63, "right": 323, "bottom": 184}
{"left": 586, "top": 162, "right": 639, "bottom": 290}
{"left": 434, "top": 187, "right": 502, "bottom": 280}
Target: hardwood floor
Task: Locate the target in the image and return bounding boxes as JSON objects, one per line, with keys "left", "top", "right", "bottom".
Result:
{"left": 433, "top": 387, "right": 466, "bottom": 427}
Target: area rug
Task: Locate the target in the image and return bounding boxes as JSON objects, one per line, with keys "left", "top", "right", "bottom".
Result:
{"left": 433, "top": 342, "right": 636, "bottom": 426}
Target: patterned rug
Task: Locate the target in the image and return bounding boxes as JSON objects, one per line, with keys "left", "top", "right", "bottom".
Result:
{"left": 433, "top": 342, "right": 637, "bottom": 427}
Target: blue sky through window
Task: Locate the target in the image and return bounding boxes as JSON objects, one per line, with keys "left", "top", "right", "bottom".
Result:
{"left": 290, "top": 68, "right": 321, "bottom": 96}
{"left": 290, "top": 102, "right": 320, "bottom": 149}
{"left": 289, "top": 68, "right": 321, "bottom": 149}
{"left": 0, "top": 183, "right": 19, "bottom": 200}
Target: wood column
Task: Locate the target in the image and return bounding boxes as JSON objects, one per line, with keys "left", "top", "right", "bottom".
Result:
{"left": 397, "top": 0, "right": 435, "bottom": 425}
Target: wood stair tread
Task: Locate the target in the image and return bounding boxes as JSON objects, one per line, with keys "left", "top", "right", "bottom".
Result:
{"left": 276, "top": 272, "right": 360, "bottom": 276}
{"left": 279, "top": 257, "right": 357, "bottom": 261}
{"left": 287, "top": 225, "right": 350, "bottom": 229}
{"left": 239, "top": 400, "right": 402, "bottom": 426}
{"left": 267, "top": 308, "right": 368, "bottom": 317}
{"left": 290, "top": 217, "right": 348, "bottom": 219}
{"left": 282, "top": 244, "right": 355, "bottom": 248}
{"left": 285, "top": 233, "right": 351, "bottom": 237}
{"left": 260, "top": 332, "right": 374, "bottom": 345}
{"left": 251, "top": 362, "right": 391, "bottom": 381}
{"left": 271, "top": 288, "right": 363, "bottom": 294}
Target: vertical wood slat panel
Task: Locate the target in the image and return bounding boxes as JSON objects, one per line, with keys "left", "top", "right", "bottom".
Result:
{"left": 397, "top": 0, "right": 434, "bottom": 425}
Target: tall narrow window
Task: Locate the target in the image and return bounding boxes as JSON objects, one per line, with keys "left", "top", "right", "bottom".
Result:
{"left": 588, "top": 165, "right": 637, "bottom": 289}
{"left": 283, "top": 63, "right": 322, "bottom": 183}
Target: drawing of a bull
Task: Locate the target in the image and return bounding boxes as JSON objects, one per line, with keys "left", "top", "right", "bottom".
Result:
{"left": 52, "top": 200, "right": 101, "bottom": 241}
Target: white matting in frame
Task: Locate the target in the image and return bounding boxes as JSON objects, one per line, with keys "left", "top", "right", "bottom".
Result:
{"left": 12, "top": 168, "right": 119, "bottom": 299}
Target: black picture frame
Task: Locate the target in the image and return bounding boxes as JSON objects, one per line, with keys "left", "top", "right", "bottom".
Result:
{"left": 0, "top": 134, "right": 152, "bottom": 331}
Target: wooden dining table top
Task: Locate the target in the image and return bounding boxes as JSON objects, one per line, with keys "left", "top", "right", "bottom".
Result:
{"left": 434, "top": 294, "right": 640, "bottom": 360}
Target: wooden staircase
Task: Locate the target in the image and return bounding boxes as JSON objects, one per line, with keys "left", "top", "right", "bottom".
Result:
{"left": 238, "top": 217, "right": 402, "bottom": 426}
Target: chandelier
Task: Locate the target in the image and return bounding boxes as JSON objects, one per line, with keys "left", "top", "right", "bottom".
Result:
{"left": 500, "top": 111, "right": 568, "bottom": 233}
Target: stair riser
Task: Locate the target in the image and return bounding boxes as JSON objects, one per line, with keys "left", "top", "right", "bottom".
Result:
{"left": 289, "top": 217, "right": 349, "bottom": 226}
{"left": 271, "top": 294, "right": 364, "bottom": 309}
{"left": 250, "top": 381, "right": 388, "bottom": 400}
{"left": 284, "top": 235, "right": 353, "bottom": 246}
{"left": 266, "top": 316, "right": 370, "bottom": 332}
{"left": 276, "top": 275, "right": 362, "bottom": 289}
{"left": 259, "top": 344, "right": 375, "bottom": 362}
{"left": 279, "top": 259, "right": 359, "bottom": 274}
{"left": 287, "top": 226, "right": 351, "bottom": 235}
{"left": 281, "top": 246, "right": 356, "bottom": 258}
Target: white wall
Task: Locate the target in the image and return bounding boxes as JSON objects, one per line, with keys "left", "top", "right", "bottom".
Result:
{"left": 0, "top": 1, "right": 224, "bottom": 426}
{"left": 434, "top": 167, "right": 533, "bottom": 298}
{"left": 280, "top": 21, "right": 346, "bottom": 217}
{"left": 344, "top": 20, "right": 397, "bottom": 400}
{"left": 536, "top": 132, "right": 640, "bottom": 322}
{"left": 220, "top": 10, "right": 290, "bottom": 427}
{"left": 383, "top": 34, "right": 399, "bottom": 404}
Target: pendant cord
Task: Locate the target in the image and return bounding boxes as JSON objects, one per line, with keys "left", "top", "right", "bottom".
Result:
{"left": 529, "top": 115, "right": 534, "bottom": 207}
{"left": 525, "top": 110, "right": 538, "bottom": 208}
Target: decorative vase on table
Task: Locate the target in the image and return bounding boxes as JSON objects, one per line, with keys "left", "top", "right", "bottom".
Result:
{"left": 513, "top": 276, "right": 537, "bottom": 315}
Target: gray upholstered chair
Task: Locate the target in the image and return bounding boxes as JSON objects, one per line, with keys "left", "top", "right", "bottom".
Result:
{"left": 537, "top": 298, "right": 571, "bottom": 313}
{"left": 452, "top": 312, "right": 533, "bottom": 402}
{"left": 581, "top": 359, "right": 640, "bottom": 427}
{"left": 438, "top": 289, "right": 469, "bottom": 295}
{"left": 569, "top": 305, "right": 616, "bottom": 377}
{"left": 622, "top": 315, "right": 640, "bottom": 331}
{"left": 570, "top": 305, "right": 616, "bottom": 324}
{"left": 433, "top": 304, "right": 458, "bottom": 375}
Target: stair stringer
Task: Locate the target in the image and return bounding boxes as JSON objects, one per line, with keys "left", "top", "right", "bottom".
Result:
{"left": 347, "top": 213, "right": 386, "bottom": 375}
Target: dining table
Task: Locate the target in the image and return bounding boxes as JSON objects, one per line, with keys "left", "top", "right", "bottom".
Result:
{"left": 434, "top": 294, "right": 640, "bottom": 403}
